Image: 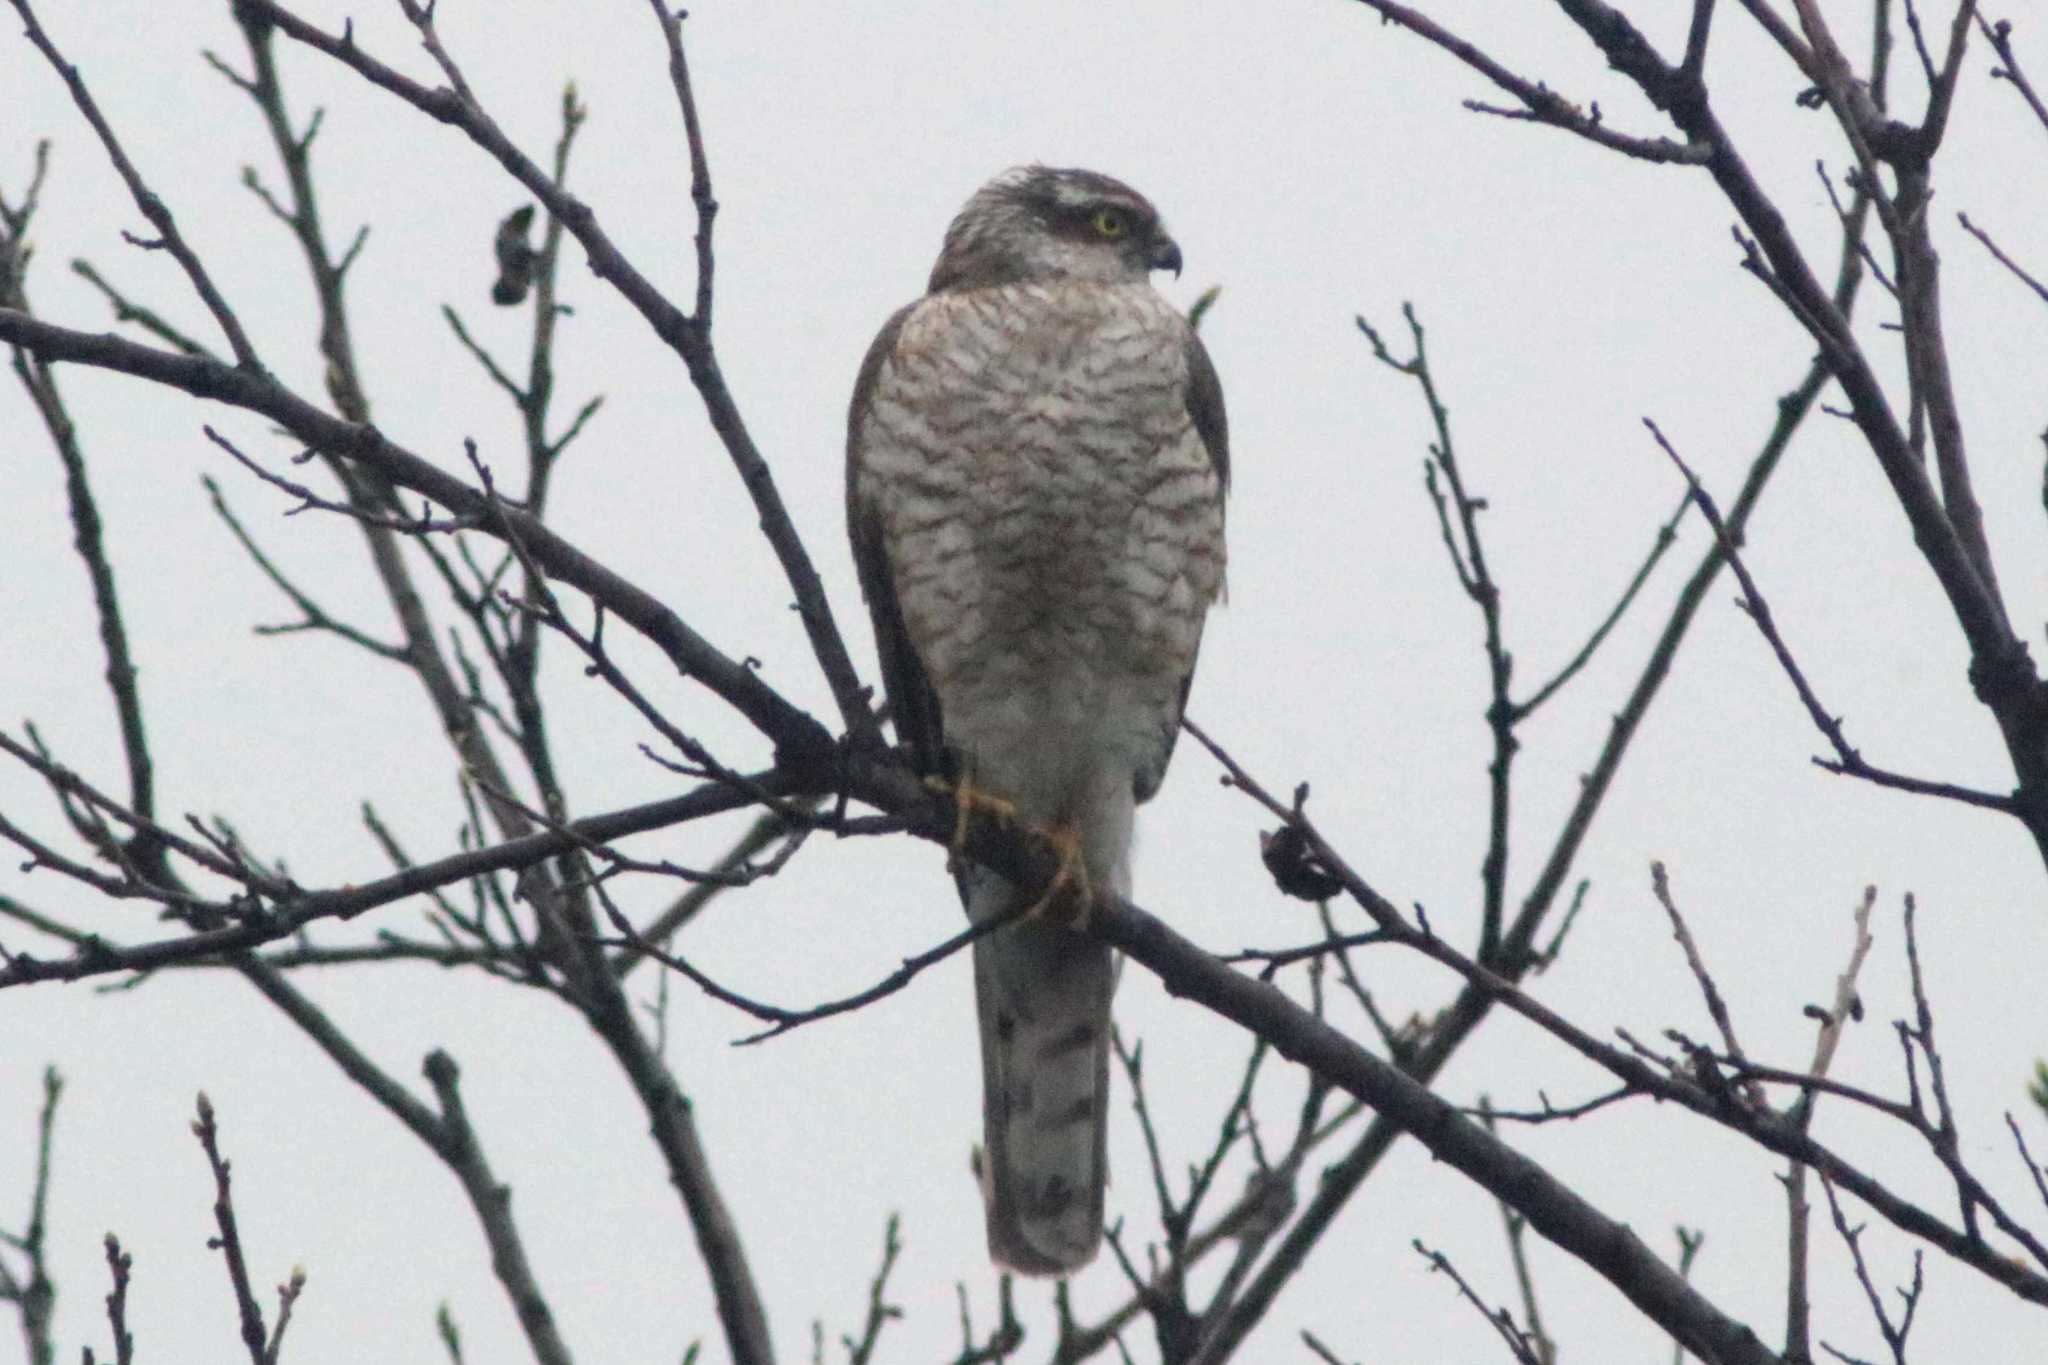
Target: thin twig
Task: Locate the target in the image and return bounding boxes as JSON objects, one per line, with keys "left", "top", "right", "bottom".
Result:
{"left": 612, "top": 806, "right": 817, "bottom": 977}
{"left": 204, "top": 476, "right": 412, "bottom": 660}
{"left": 1818, "top": 1174, "right": 1924, "bottom": 1365}
{"left": 1359, "top": 304, "right": 1516, "bottom": 959}
{"left": 263, "top": 1265, "right": 307, "bottom": 1365}
{"left": 1476, "top": 1085, "right": 1640, "bottom": 1125}
{"left": 69, "top": 259, "right": 217, "bottom": 357}
{"left": 1645, "top": 418, "right": 2019, "bottom": 815}
{"left": 1976, "top": 13, "right": 2048, "bottom": 135}
{"left": 1301, "top": 1330, "right": 1352, "bottom": 1365}
{"left": 230, "top": 0, "right": 875, "bottom": 746}
{"left": 1515, "top": 492, "right": 1692, "bottom": 720}
{"left": 1412, "top": 1240, "right": 1544, "bottom": 1365}
{"left": 0, "top": 776, "right": 786, "bottom": 988}
{"left": 1651, "top": 862, "right": 1766, "bottom": 1108}
{"left": 1673, "top": 1227, "right": 1706, "bottom": 1365}
{"left": 1480, "top": 1100, "right": 1557, "bottom": 1365}
{"left": 1956, "top": 211, "right": 2048, "bottom": 305}
{"left": 839, "top": 1215, "right": 903, "bottom": 1365}
{"left": 191, "top": 1094, "right": 272, "bottom": 1365}
{"left": 418, "top": 1052, "right": 575, "bottom": 1365}
{"left": 599, "top": 886, "right": 1028, "bottom": 1046}
{"left": 2004, "top": 1111, "right": 2048, "bottom": 1214}
{"left": 6, "top": 0, "right": 260, "bottom": 366}
{"left": 0, "top": 1067, "right": 61, "bottom": 1365}
{"left": 99, "top": 1234, "right": 133, "bottom": 1365}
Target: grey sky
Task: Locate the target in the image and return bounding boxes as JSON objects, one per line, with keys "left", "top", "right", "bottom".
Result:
{"left": 3, "top": 1, "right": 2045, "bottom": 1360}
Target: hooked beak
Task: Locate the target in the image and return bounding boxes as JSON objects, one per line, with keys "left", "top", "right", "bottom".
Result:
{"left": 1149, "top": 234, "right": 1183, "bottom": 278}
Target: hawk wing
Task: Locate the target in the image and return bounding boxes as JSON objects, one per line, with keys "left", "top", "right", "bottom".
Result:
{"left": 846, "top": 290, "right": 1229, "bottom": 1277}
{"left": 846, "top": 302, "right": 950, "bottom": 777}
{"left": 1133, "top": 323, "right": 1230, "bottom": 803}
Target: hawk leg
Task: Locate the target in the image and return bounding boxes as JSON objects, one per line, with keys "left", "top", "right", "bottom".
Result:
{"left": 1020, "top": 820, "right": 1093, "bottom": 929}
{"left": 925, "top": 777, "right": 1095, "bottom": 927}
{"left": 924, "top": 771, "right": 1019, "bottom": 873}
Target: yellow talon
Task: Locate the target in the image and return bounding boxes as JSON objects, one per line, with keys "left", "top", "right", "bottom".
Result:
{"left": 923, "top": 779, "right": 1093, "bottom": 924}
{"left": 924, "top": 773, "right": 1019, "bottom": 871}
{"left": 1020, "top": 820, "right": 1093, "bottom": 929}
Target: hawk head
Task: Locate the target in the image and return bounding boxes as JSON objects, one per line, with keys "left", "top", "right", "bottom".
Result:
{"left": 927, "top": 165, "right": 1184, "bottom": 294}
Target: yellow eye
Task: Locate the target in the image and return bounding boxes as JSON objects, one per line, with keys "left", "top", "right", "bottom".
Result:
{"left": 1091, "top": 208, "right": 1129, "bottom": 239}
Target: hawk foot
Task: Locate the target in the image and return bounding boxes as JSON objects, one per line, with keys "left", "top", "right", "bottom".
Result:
{"left": 1020, "top": 820, "right": 1093, "bottom": 930}
{"left": 924, "top": 774, "right": 1020, "bottom": 871}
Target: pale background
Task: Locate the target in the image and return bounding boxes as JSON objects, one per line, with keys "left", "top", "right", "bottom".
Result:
{"left": 3, "top": 1, "right": 2046, "bottom": 1360}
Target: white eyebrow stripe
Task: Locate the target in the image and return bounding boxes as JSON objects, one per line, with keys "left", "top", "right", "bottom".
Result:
{"left": 1049, "top": 181, "right": 1100, "bottom": 209}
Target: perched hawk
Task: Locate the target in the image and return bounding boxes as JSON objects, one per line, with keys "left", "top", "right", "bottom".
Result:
{"left": 846, "top": 166, "right": 1229, "bottom": 1274}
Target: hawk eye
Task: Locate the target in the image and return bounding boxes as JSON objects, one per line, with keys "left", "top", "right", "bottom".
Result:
{"left": 1090, "top": 207, "right": 1129, "bottom": 239}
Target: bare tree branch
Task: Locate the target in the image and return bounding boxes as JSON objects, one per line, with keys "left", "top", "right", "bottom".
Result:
{"left": 1341, "top": 0, "right": 1710, "bottom": 162}
{"left": 0, "top": 776, "right": 785, "bottom": 987}
{"left": 1172, "top": 722, "right": 2048, "bottom": 1311}
{"left": 1957, "top": 210, "right": 2048, "bottom": 305}
{"left": 228, "top": 0, "right": 877, "bottom": 747}
{"left": 1412, "top": 1240, "right": 1546, "bottom": 1365}
{"left": 0, "top": 311, "right": 829, "bottom": 755}
{"left": 191, "top": 1094, "right": 280, "bottom": 1365}
{"left": 1975, "top": 13, "right": 2048, "bottom": 136}
{"left": 1784, "top": 886, "right": 1880, "bottom": 1364}
{"left": 1094, "top": 899, "right": 1794, "bottom": 1363}
{"left": 1179, "top": 76, "right": 1885, "bottom": 1353}
{"left": 5, "top": 0, "right": 260, "bottom": 367}
{"left": 1652, "top": 861, "right": 1767, "bottom": 1108}
{"left": 97, "top": 1234, "right": 134, "bottom": 1365}
{"left": 0, "top": 1068, "right": 60, "bottom": 1365}
{"left": 418, "top": 1052, "right": 576, "bottom": 1365}
{"left": 1645, "top": 416, "right": 2021, "bottom": 816}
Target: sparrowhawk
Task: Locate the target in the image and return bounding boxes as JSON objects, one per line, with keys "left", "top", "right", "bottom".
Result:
{"left": 846, "top": 165, "right": 1229, "bottom": 1274}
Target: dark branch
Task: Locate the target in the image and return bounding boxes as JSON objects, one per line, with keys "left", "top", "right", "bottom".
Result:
{"left": 1645, "top": 417, "right": 2022, "bottom": 817}
{"left": 0, "top": 311, "right": 829, "bottom": 756}
{"left": 234, "top": 0, "right": 878, "bottom": 747}
{"left": 6, "top": 0, "right": 260, "bottom": 367}
{"left": 191, "top": 1094, "right": 275, "bottom": 1365}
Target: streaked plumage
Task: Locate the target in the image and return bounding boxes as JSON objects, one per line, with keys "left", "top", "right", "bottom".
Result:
{"left": 847, "top": 166, "right": 1229, "bottom": 1274}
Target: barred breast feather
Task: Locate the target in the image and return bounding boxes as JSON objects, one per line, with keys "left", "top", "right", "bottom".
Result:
{"left": 848, "top": 251, "right": 1228, "bottom": 1274}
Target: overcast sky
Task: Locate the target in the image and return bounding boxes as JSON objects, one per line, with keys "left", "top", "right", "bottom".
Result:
{"left": 4, "top": 1, "right": 2047, "bottom": 1361}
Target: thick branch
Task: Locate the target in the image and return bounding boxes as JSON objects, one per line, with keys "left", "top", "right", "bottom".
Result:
{"left": 235, "top": 0, "right": 876, "bottom": 746}
{"left": 0, "top": 310, "right": 828, "bottom": 756}
{"left": 1343, "top": 0, "right": 1709, "bottom": 161}
{"left": 1193, "top": 219, "right": 1871, "bottom": 1356}
{"left": 1096, "top": 899, "right": 1787, "bottom": 1365}
{"left": 0, "top": 777, "right": 782, "bottom": 987}
{"left": 6, "top": 0, "right": 261, "bottom": 367}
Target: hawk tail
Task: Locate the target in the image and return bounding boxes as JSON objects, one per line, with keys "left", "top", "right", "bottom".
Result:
{"left": 968, "top": 866, "right": 1115, "bottom": 1276}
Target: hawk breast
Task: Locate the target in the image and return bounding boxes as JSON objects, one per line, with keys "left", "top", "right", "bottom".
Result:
{"left": 851, "top": 278, "right": 1226, "bottom": 804}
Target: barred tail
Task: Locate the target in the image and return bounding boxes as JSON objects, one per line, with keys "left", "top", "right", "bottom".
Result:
{"left": 967, "top": 866, "right": 1115, "bottom": 1275}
